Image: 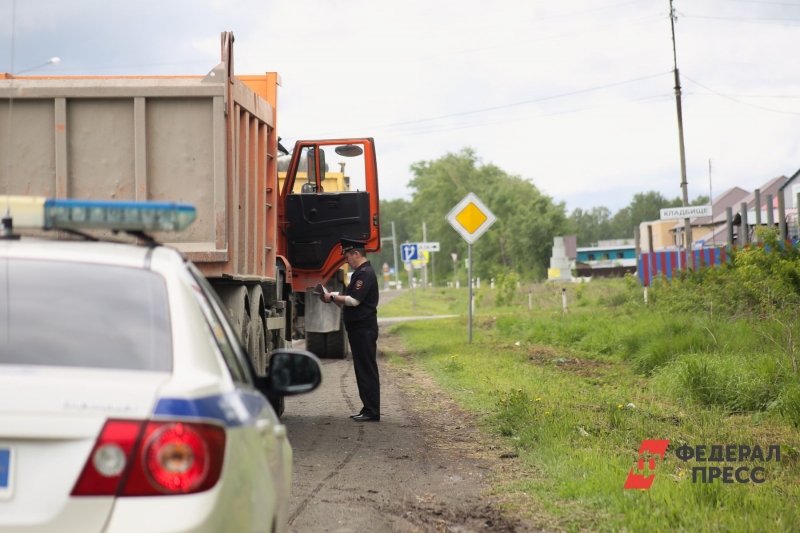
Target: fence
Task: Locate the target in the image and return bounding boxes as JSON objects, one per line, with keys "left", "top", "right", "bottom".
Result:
{"left": 638, "top": 248, "right": 727, "bottom": 286}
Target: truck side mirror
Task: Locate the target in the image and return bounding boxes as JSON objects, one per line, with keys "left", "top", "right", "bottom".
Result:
{"left": 264, "top": 349, "right": 322, "bottom": 396}
{"left": 307, "top": 147, "right": 326, "bottom": 183}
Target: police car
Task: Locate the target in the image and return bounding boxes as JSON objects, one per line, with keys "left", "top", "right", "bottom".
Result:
{"left": 0, "top": 197, "right": 320, "bottom": 533}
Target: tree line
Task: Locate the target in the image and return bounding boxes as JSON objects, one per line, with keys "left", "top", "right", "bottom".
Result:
{"left": 372, "top": 148, "right": 708, "bottom": 282}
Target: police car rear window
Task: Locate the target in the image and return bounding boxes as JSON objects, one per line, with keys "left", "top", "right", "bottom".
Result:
{"left": 0, "top": 259, "right": 172, "bottom": 371}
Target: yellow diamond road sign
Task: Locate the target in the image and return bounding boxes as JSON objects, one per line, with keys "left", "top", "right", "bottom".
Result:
{"left": 455, "top": 203, "right": 487, "bottom": 234}
{"left": 446, "top": 192, "right": 496, "bottom": 244}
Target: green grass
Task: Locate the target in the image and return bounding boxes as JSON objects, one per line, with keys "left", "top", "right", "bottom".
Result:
{"left": 381, "top": 285, "right": 800, "bottom": 532}
{"left": 377, "top": 287, "right": 465, "bottom": 318}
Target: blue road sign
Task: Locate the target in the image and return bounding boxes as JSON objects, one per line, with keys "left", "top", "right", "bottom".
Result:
{"left": 401, "top": 243, "right": 419, "bottom": 262}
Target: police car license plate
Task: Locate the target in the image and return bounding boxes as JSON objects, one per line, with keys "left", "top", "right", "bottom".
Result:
{"left": 0, "top": 447, "right": 13, "bottom": 500}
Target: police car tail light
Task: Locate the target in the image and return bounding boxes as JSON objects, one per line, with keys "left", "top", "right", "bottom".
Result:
{"left": 71, "top": 420, "right": 145, "bottom": 496}
{"left": 0, "top": 196, "right": 196, "bottom": 232}
{"left": 120, "top": 421, "right": 226, "bottom": 496}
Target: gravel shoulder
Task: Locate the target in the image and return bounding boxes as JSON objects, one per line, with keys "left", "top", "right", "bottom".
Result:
{"left": 283, "top": 323, "right": 538, "bottom": 533}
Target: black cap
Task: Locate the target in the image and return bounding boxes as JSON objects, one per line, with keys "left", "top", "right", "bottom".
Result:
{"left": 340, "top": 238, "right": 367, "bottom": 255}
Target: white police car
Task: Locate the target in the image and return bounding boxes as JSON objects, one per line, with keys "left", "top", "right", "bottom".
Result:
{"left": 0, "top": 197, "right": 320, "bottom": 533}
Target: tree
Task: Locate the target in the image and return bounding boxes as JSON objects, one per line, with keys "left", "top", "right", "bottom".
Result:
{"left": 403, "top": 149, "right": 569, "bottom": 281}
{"left": 569, "top": 206, "right": 613, "bottom": 246}
{"left": 570, "top": 191, "right": 710, "bottom": 246}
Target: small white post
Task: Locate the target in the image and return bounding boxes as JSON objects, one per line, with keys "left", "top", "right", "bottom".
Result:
{"left": 644, "top": 286, "right": 648, "bottom": 304}
{"left": 490, "top": 278, "right": 495, "bottom": 289}
{"left": 561, "top": 288, "right": 568, "bottom": 313}
{"left": 456, "top": 280, "right": 460, "bottom": 288}
{"left": 477, "top": 277, "right": 481, "bottom": 288}
{"left": 471, "top": 294, "right": 475, "bottom": 315}
{"left": 528, "top": 291, "right": 532, "bottom": 311}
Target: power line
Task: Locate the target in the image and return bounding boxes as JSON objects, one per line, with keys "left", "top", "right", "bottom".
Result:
{"left": 288, "top": 93, "right": 673, "bottom": 141}
{"left": 684, "top": 92, "right": 800, "bottom": 99}
{"left": 377, "top": 94, "right": 674, "bottom": 141}
{"left": 682, "top": 14, "right": 800, "bottom": 25}
{"left": 532, "top": 0, "right": 655, "bottom": 20}
{"left": 421, "top": 13, "right": 665, "bottom": 60}
{"left": 682, "top": 74, "right": 800, "bottom": 115}
{"left": 306, "top": 71, "right": 672, "bottom": 138}
{"left": 716, "top": 0, "right": 800, "bottom": 6}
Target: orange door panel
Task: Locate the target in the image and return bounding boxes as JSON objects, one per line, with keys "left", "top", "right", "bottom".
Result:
{"left": 278, "top": 139, "right": 380, "bottom": 290}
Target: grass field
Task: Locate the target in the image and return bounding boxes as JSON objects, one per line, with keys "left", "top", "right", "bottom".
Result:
{"left": 379, "top": 282, "right": 800, "bottom": 532}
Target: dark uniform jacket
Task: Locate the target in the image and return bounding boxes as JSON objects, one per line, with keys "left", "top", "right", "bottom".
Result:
{"left": 343, "top": 261, "right": 379, "bottom": 330}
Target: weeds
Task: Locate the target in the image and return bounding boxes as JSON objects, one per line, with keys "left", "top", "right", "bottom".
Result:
{"left": 443, "top": 354, "right": 465, "bottom": 372}
{"left": 381, "top": 287, "right": 800, "bottom": 532}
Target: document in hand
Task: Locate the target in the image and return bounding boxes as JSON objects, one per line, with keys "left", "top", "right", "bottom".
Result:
{"left": 313, "top": 283, "right": 328, "bottom": 295}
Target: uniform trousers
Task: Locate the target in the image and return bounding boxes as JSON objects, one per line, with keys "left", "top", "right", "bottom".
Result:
{"left": 347, "top": 324, "right": 380, "bottom": 418}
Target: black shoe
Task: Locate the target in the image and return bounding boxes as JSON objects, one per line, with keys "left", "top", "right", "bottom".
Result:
{"left": 352, "top": 414, "right": 380, "bottom": 422}
{"left": 349, "top": 413, "right": 362, "bottom": 419}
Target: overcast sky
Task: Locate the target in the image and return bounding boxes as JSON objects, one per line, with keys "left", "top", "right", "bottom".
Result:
{"left": 2, "top": 0, "right": 800, "bottom": 213}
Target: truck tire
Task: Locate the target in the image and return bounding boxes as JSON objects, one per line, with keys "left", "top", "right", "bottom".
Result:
{"left": 325, "top": 319, "right": 348, "bottom": 360}
{"left": 248, "top": 286, "right": 267, "bottom": 376}
{"left": 306, "top": 332, "right": 327, "bottom": 359}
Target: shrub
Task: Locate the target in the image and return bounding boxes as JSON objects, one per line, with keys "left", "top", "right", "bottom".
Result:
{"left": 494, "top": 271, "right": 520, "bottom": 307}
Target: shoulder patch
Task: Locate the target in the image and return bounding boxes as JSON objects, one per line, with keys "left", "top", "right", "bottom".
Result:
{"left": 355, "top": 280, "right": 363, "bottom": 290}
{"left": 360, "top": 267, "right": 366, "bottom": 272}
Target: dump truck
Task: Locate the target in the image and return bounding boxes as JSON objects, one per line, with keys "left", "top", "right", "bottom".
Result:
{"left": 0, "top": 32, "right": 381, "bottom": 414}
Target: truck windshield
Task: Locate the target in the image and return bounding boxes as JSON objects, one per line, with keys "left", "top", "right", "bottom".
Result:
{"left": 0, "top": 259, "right": 172, "bottom": 371}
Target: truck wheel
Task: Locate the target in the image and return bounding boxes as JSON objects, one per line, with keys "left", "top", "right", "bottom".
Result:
{"left": 248, "top": 286, "right": 267, "bottom": 376}
{"left": 240, "top": 307, "right": 251, "bottom": 355}
{"left": 249, "top": 312, "right": 267, "bottom": 376}
{"left": 325, "top": 322, "right": 348, "bottom": 360}
{"left": 306, "top": 332, "right": 327, "bottom": 359}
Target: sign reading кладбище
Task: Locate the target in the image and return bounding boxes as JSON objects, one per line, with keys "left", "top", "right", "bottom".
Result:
{"left": 660, "top": 205, "right": 713, "bottom": 220}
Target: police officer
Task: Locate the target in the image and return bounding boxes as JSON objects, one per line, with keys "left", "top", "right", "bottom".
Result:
{"left": 319, "top": 238, "right": 380, "bottom": 421}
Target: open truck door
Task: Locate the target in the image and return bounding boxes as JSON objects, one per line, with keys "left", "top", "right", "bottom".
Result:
{"left": 278, "top": 138, "right": 380, "bottom": 359}
{"left": 279, "top": 138, "right": 380, "bottom": 291}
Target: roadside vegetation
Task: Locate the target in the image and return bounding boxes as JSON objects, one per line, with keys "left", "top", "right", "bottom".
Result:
{"left": 379, "top": 230, "right": 800, "bottom": 532}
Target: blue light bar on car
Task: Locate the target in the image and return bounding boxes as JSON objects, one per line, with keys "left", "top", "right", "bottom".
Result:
{"left": 0, "top": 196, "right": 196, "bottom": 232}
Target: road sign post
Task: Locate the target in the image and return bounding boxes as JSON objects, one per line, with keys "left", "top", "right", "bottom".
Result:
{"left": 404, "top": 261, "right": 415, "bottom": 310}
{"left": 392, "top": 221, "right": 400, "bottom": 287}
{"left": 401, "top": 243, "right": 418, "bottom": 310}
{"left": 418, "top": 242, "right": 440, "bottom": 288}
{"left": 446, "top": 193, "right": 496, "bottom": 343}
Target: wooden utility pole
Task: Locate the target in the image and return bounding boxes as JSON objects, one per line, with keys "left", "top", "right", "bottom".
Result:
{"left": 669, "top": 0, "right": 694, "bottom": 269}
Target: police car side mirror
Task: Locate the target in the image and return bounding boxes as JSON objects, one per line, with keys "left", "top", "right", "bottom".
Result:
{"left": 264, "top": 349, "right": 322, "bottom": 396}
